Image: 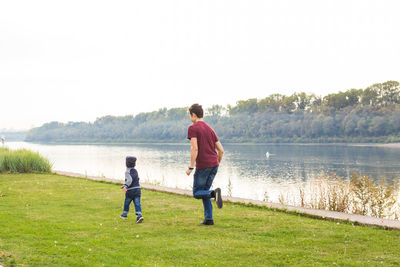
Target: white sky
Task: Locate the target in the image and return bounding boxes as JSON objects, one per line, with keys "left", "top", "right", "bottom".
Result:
{"left": 1, "top": 0, "right": 399, "bottom": 130}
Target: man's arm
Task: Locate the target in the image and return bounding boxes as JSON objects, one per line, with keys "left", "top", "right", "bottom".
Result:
{"left": 186, "top": 137, "right": 198, "bottom": 175}
{"left": 215, "top": 141, "right": 224, "bottom": 163}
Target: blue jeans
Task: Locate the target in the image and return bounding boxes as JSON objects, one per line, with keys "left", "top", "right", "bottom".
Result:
{"left": 123, "top": 188, "right": 142, "bottom": 216}
{"left": 193, "top": 166, "right": 218, "bottom": 221}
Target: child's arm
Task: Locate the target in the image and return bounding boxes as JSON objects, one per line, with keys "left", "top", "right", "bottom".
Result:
{"left": 120, "top": 186, "right": 127, "bottom": 192}
{"left": 121, "top": 171, "right": 132, "bottom": 191}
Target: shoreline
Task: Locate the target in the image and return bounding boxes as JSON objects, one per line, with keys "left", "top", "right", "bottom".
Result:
{"left": 376, "top": 143, "right": 400, "bottom": 148}
{"left": 10, "top": 140, "right": 400, "bottom": 148}
{"left": 349, "top": 142, "right": 400, "bottom": 148}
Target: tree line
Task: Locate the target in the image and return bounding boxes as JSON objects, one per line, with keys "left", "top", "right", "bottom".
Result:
{"left": 26, "top": 80, "right": 400, "bottom": 143}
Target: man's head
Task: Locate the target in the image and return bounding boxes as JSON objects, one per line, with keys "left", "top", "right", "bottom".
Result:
{"left": 189, "top": 104, "right": 203, "bottom": 122}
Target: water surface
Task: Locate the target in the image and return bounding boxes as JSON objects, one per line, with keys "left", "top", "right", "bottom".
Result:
{"left": 6, "top": 142, "right": 400, "bottom": 201}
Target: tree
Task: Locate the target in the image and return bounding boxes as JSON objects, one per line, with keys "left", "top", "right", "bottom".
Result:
{"left": 230, "top": 98, "right": 258, "bottom": 115}
{"left": 206, "top": 105, "right": 225, "bottom": 118}
{"left": 167, "top": 107, "right": 187, "bottom": 120}
{"left": 258, "top": 94, "right": 284, "bottom": 112}
{"left": 381, "top": 80, "right": 400, "bottom": 105}
{"left": 345, "top": 89, "right": 362, "bottom": 106}
{"left": 294, "top": 92, "right": 311, "bottom": 111}
{"left": 280, "top": 94, "right": 297, "bottom": 113}
{"left": 361, "top": 86, "right": 379, "bottom": 106}
{"left": 368, "top": 117, "right": 388, "bottom": 136}
{"left": 324, "top": 91, "right": 348, "bottom": 110}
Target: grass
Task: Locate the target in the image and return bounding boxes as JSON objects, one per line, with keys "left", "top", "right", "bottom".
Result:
{"left": 1, "top": 173, "right": 400, "bottom": 266}
{"left": 0, "top": 148, "right": 52, "bottom": 173}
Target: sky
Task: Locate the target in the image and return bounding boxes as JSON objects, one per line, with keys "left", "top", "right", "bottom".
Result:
{"left": 1, "top": 0, "right": 399, "bottom": 130}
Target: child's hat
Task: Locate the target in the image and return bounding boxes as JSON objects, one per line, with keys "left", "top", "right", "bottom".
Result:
{"left": 126, "top": 156, "right": 137, "bottom": 167}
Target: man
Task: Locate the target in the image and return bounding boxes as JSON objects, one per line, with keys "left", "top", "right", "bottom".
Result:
{"left": 186, "top": 103, "right": 224, "bottom": 226}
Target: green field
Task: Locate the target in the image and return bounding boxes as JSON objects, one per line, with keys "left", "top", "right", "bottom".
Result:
{"left": 1, "top": 173, "right": 399, "bottom": 266}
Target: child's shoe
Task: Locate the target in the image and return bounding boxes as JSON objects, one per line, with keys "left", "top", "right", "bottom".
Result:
{"left": 120, "top": 213, "right": 128, "bottom": 219}
{"left": 200, "top": 220, "right": 214, "bottom": 225}
{"left": 136, "top": 215, "right": 144, "bottom": 223}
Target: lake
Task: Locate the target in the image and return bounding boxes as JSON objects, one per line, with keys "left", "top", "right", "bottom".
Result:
{"left": 6, "top": 141, "right": 400, "bottom": 202}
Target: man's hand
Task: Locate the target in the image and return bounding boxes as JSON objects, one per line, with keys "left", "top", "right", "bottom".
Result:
{"left": 216, "top": 141, "right": 224, "bottom": 163}
{"left": 186, "top": 169, "right": 193, "bottom": 176}
{"left": 120, "top": 185, "right": 127, "bottom": 192}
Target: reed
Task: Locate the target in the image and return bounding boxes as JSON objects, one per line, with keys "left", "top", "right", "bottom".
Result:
{"left": 351, "top": 172, "right": 398, "bottom": 218}
{"left": 268, "top": 172, "right": 400, "bottom": 219}
{"left": 0, "top": 147, "right": 52, "bottom": 173}
{"left": 227, "top": 177, "right": 233, "bottom": 197}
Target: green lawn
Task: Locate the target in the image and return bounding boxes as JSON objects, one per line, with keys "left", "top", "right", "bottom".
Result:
{"left": 0, "top": 173, "right": 399, "bottom": 266}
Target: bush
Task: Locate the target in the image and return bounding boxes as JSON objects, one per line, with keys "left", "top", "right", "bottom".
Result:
{"left": 0, "top": 147, "right": 52, "bottom": 173}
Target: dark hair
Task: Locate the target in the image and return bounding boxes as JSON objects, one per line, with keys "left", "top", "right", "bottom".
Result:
{"left": 189, "top": 104, "right": 203, "bottom": 118}
{"left": 126, "top": 156, "right": 137, "bottom": 168}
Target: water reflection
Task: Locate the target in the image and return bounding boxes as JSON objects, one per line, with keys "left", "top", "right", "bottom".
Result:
{"left": 6, "top": 142, "right": 400, "bottom": 201}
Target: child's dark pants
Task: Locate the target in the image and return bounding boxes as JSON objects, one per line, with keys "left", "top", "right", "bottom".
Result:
{"left": 123, "top": 188, "right": 142, "bottom": 216}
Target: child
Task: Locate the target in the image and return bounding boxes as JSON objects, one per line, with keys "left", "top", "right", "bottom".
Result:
{"left": 120, "top": 156, "right": 144, "bottom": 223}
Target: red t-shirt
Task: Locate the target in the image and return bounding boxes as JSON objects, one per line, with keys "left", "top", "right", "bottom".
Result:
{"left": 187, "top": 121, "right": 219, "bottom": 170}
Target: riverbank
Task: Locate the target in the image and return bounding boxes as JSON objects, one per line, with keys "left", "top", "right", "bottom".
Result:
{"left": 378, "top": 143, "right": 400, "bottom": 148}
{"left": 15, "top": 139, "right": 400, "bottom": 148}
{"left": 20, "top": 138, "right": 400, "bottom": 145}
{"left": 1, "top": 173, "right": 400, "bottom": 266}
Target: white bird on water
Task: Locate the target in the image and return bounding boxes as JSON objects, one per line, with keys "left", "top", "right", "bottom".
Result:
{"left": 266, "top": 152, "right": 270, "bottom": 158}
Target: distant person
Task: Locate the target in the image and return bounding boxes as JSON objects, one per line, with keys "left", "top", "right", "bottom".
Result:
{"left": 1, "top": 136, "right": 5, "bottom": 146}
{"left": 120, "top": 156, "right": 144, "bottom": 223}
{"left": 186, "top": 103, "right": 224, "bottom": 226}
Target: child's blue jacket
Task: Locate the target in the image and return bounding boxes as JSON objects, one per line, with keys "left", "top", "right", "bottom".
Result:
{"left": 123, "top": 168, "right": 140, "bottom": 190}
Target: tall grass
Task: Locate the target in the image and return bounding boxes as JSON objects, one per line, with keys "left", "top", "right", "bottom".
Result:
{"left": 0, "top": 147, "right": 52, "bottom": 173}
{"left": 269, "top": 172, "right": 400, "bottom": 220}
